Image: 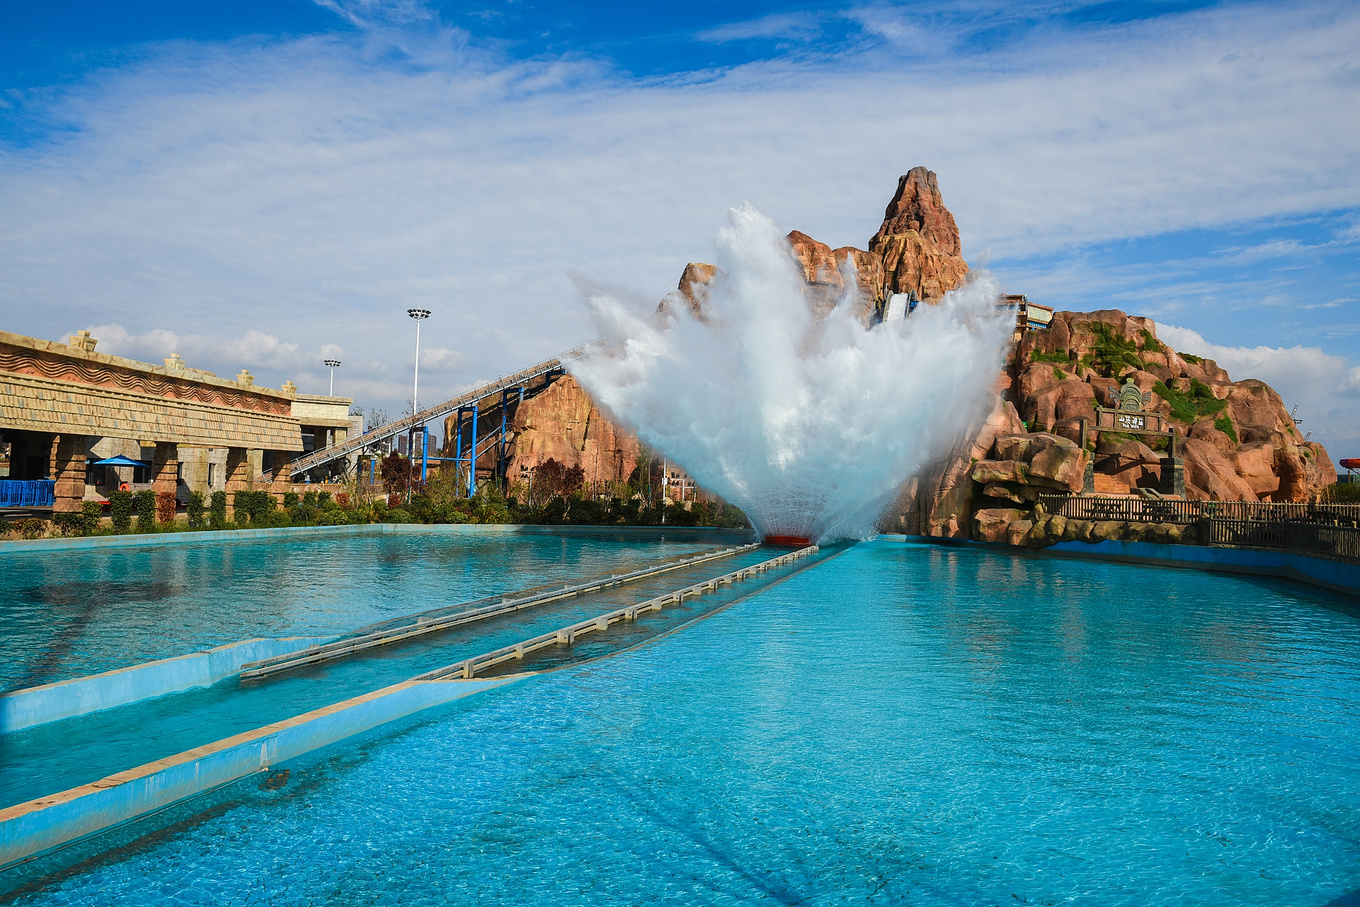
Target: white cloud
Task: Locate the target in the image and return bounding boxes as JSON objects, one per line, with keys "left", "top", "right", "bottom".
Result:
{"left": 696, "top": 13, "right": 821, "bottom": 43}
{"left": 1158, "top": 323, "right": 1359, "bottom": 463}
{"left": 0, "top": 2, "right": 1357, "bottom": 425}
{"left": 419, "top": 346, "right": 464, "bottom": 370}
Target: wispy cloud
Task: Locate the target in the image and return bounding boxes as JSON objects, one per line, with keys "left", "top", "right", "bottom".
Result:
{"left": 696, "top": 13, "right": 823, "bottom": 44}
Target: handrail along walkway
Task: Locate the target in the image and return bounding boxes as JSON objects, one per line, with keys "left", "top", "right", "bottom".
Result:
{"left": 239, "top": 542, "right": 759, "bottom": 680}
{"left": 417, "top": 545, "right": 818, "bottom": 681}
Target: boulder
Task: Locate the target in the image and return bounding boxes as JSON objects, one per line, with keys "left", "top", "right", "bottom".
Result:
{"left": 1183, "top": 438, "right": 1258, "bottom": 501}
{"left": 974, "top": 508, "right": 1025, "bottom": 543}
{"left": 1026, "top": 433, "right": 1087, "bottom": 492}
{"left": 1006, "top": 519, "right": 1034, "bottom": 547}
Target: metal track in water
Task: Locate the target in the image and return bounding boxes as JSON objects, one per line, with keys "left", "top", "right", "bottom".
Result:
{"left": 238, "top": 542, "right": 759, "bottom": 680}
{"left": 416, "top": 545, "right": 819, "bottom": 681}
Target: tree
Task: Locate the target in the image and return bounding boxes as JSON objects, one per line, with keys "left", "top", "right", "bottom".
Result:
{"left": 380, "top": 453, "right": 412, "bottom": 494}
{"left": 526, "top": 458, "right": 584, "bottom": 507}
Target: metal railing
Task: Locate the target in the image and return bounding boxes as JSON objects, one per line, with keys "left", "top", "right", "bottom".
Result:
{"left": 1039, "top": 494, "right": 1360, "bottom": 526}
{"left": 1037, "top": 493, "right": 1360, "bottom": 562}
{"left": 0, "top": 480, "right": 55, "bottom": 508}
{"left": 287, "top": 341, "right": 602, "bottom": 479}
{"left": 416, "top": 545, "right": 819, "bottom": 681}
{"left": 1207, "top": 520, "right": 1360, "bottom": 561}
{"left": 240, "top": 541, "right": 758, "bottom": 680}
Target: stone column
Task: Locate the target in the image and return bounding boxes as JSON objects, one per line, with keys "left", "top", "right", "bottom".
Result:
{"left": 224, "top": 447, "right": 249, "bottom": 519}
{"left": 49, "top": 434, "right": 87, "bottom": 513}
{"left": 268, "top": 451, "right": 292, "bottom": 503}
{"left": 152, "top": 442, "right": 179, "bottom": 496}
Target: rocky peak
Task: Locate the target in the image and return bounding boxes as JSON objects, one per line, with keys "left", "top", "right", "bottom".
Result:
{"left": 866, "top": 167, "right": 969, "bottom": 303}
{"left": 869, "top": 166, "right": 962, "bottom": 256}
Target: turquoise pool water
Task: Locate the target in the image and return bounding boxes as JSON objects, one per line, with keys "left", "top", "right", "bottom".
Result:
{"left": 7, "top": 538, "right": 1360, "bottom": 904}
{"left": 0, "top": 543, "right": 795, "bottom": 810}
{"left": 0, "top": 529, "right": 730, "bottom": 690}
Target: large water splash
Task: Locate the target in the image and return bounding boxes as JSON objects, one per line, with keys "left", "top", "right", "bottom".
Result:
{"left": 571, "top": 204, "right": 1014, "bottom": 543}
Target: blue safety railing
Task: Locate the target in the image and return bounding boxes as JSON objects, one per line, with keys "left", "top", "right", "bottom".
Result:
{"left": 0, "top": 479, "right": 56, "bottom": 508}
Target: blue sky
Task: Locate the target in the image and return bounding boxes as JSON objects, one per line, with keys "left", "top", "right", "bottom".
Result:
{"left": 1, "top": 0, "right": 1358, "bottom": 458}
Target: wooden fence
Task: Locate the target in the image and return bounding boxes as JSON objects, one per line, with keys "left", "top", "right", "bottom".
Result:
{"left": 1036, "top": 493, "right": 1360, "bottom": 562}
{"left": 1038, "top": 495, "right": 1360, "bottom": 527}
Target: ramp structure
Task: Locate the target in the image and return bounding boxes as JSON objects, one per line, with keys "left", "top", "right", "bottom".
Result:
{"left": 288, "top": 343, "right": 598, "bottom": 484}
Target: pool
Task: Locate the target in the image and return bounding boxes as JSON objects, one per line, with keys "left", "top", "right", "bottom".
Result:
{"left": 0, "top": 528, "right": 731, "bottom": 691}
{"left": 5, "top": 537, "right": 1360, "bottom": 903}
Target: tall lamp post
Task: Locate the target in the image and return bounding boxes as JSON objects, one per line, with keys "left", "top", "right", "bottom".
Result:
{"left": 323, "top": 359, "right": 341, "bottom": 396}
{"left": 407, "top": 309, "right": 431, "bottom": 416}
{"left": 406, "top": 309, "right": 431, "bottom": 501}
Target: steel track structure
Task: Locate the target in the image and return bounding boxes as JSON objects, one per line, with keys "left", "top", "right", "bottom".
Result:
{"left": 288, "top": 341, "right": 600, "bottom": 481}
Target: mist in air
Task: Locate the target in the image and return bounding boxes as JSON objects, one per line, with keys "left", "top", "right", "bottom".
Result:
{"left": 571, "top": 204, "right": 1013, "bottom": 543}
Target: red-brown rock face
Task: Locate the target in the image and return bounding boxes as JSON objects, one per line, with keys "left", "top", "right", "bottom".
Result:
{"left": 504, "top": 375, "right": 641, "bottom": 492}
{"left": 785, "top": 230, "right": 883, "bottom": 324}
{"left": 894, "top": 309, "right": 1338, "bottom": 538}
{"left": 867, "top": 166, "right": 970, "bottom": 303}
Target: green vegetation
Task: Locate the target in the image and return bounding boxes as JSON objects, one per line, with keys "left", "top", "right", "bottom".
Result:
{"left": 1080, "top": 323, "right": 1146, "bottom": 378}
{"left": 187, "top": 491, "right": 206, "bottom": 529}
{"left": 110, "top": 490, "right": 134, "bottom": 532}
{"left": 1323, "top": 482, "right": 1360, "bottom": 503}
{"left": 1052, "top": 365, "right": 1067, "bottom": 383}
{"left": 133, "top": 490, "right": 156, "bottom": 532}
{"left": 209, "top": 491, "right": 228, "bottom": 530}
{"left": 5, "top": 448, "right": 752, "bottom": 540}
{"left": 1213, "top": 414, "right": 1239, "bottom": 444}
{"left": 1138, "top": 329, "right": 1164, "bottom": 353}
{"left": 1153, "top": 378, "right": 1226, "bottom": 424}
{"left": 1030, "top": 349, "right": 1070, "bottom": 364}
{"left": 1178, "top": 351, "right": 1203, "bottom": 364}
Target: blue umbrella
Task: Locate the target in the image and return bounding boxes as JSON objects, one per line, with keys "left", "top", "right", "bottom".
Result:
{"left": 91, "top": 455, "right": 149, "bottom": 467}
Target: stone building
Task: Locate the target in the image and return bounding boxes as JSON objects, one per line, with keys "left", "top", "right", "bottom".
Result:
{"left": 0, "top": 329, "right": 351, "bottom": 515}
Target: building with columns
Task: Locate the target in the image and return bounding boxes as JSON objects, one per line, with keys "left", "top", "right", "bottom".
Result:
{"left": 0, "top": 329, "right": 348, "bottom": 516}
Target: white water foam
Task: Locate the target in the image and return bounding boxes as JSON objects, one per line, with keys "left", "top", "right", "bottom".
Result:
{"left": 571, "top": 204, "right": 1014, "bottom": 542}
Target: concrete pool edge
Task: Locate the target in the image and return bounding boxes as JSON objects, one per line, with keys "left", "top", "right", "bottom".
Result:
{"left": 0, "top": 637, "right": 333, "bottom": 733}
{"left": 0, "top": 523, "right": 756, "bottom": 554}
{"left": 0, "top": 674, "right": 524, "bottom": 872}
{"left": 900, "top": 534, "right": 1360, "bottom": 597}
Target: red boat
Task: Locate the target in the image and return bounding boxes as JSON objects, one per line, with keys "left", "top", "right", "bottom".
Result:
{"left": 1341, "top": 458, "right": 1360, "bottom": 471}
{"left": 763, "top": 535, "right": 812, "bottom": 547}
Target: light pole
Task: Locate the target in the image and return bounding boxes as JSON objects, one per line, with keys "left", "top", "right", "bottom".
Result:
{"left": 406, "top": 309, "right": 431, "bottom": 502}
{"left": 323, "top": 359, "right": 341, "bottom": 396}
{"left": 407, "top": 309, "right": 431, "bottom": 416}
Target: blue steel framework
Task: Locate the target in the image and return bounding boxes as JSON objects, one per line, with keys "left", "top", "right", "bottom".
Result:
{"left": 289, "top": 347, "right": 593, "bottom": 485}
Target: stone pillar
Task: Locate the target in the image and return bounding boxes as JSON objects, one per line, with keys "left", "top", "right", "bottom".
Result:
{"left": 152, "top": 442, "right": 179, "bottom": 497}
{"left": 268, "top": 451, "right": 292, "bottom": 502}
{"left": 1160, "top": 458, "right": 1185, "bottom": 497}
{"left": 49, "top": 435, "right": 87, "bottom": 513}
{"left": 224, "top": 447, "right": 249, "bottom": 518}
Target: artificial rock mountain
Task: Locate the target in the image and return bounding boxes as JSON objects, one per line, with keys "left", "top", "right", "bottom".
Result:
{"left": 447, "top": 167, "right": 1336, "bottom": 533}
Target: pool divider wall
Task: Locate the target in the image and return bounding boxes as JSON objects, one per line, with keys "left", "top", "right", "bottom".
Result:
{"left": 0, "top": 675, "right": 523, "bottom": 871}
{"left": 0, "top": 523, "right": 756, "bottom": 555}
{"left": 0, "top": 637, "right": 334, "bottom": 733}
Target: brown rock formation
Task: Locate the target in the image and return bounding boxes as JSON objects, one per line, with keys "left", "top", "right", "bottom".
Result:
{"left": 785, "top": 231, "right": 884, "bottom": 324}
{"left": 867, "top": 167, "right": 970, "bottom": 303}
{"left": 893, "top": 307, "right": 1339, "bottom": 543}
